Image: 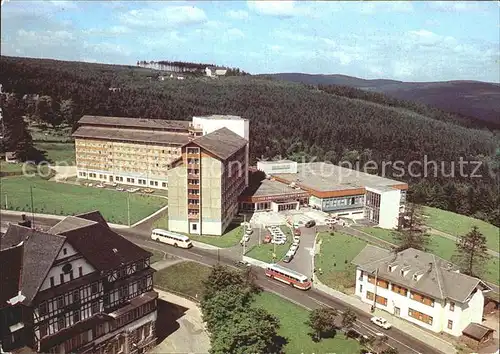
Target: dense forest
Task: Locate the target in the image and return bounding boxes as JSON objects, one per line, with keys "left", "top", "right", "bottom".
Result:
{"left": 1, "top": 56, "right": 499, "bottom": 226}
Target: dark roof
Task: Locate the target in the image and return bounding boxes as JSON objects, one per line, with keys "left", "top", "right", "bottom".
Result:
{"left": 0, "top": 243, "right": 23, "bottom": 308}
{"left": 48, "top": 216, "right": 97, "bottom": 235}
{"left": 189, "top": 127, "right": 247, "bottom": 160}
{"left": 72, "top": 126, "right": 191, "bottom": 145}
{"left": 58, "top": 221, "right": 152, "bottom": 271}
{"left": 78, "top": 115, "right": 190, "bottom": 131}
{"left": 76, "top": 210, "right": 110, "bottom": 228}
{"left": 352, "top": 245, "right": 489, "bottom": 302}
{"left": 2, "top": 225, "right": 66, "bottom": 305}
{"left": 462, "top": 323, "right": 495, "bottom": 341}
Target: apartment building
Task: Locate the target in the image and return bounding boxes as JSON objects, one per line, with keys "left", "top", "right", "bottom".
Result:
{"left": 352, "top": 245, "right": 491, "bottom": 336}
{"left": 248, "top": 161, "right": 407, "bottom": 229}
{"left": 168, "top": 127, "right": 249, "bottom": 236}
{"left": 0, "top": 211, "right": 158, "bottom": 354}
{"left": 73, "top": 115, "right": 249, "bottom": 191}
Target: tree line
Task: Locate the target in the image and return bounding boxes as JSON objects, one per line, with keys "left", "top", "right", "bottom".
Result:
{"left": 1, "top": 55, "right": 498, "bottom": 226}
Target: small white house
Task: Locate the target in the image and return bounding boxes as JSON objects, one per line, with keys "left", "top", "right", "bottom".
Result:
{"left": 352, "top": 245, "right": 492, "bottom": 337}
{"left": 205, "top": 66, "right": 227, "bottom": 78}
{"left": 5, "top": 152, "right": 18, "bottom": 163}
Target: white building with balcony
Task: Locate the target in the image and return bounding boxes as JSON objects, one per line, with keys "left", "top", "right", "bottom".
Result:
{"left": 352, "top": 245, "right": 491, "bottom": 336}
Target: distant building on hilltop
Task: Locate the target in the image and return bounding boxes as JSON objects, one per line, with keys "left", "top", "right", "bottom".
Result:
{"left": 205, "top": 66, "right": 228, "bottom": 78}
{"left": 136, "top": 60, "right": 213, "bottom": 74}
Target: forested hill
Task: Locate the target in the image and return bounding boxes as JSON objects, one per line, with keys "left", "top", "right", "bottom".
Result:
{"left": 1, "top": 56, "right": 499, "bottom": 226}
{"left": 264, "top": 73, "right": 500, "bottom": 129}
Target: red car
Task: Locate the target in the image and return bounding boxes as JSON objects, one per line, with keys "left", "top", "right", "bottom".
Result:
{"left": 263, "top": 234, "right": 272, "bottom": 244}
{"left": 293, "top": 228, "right": 301, "bottom": 236}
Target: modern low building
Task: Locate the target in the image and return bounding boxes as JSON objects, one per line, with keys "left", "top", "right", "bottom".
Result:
{"left": 72, "top": 115, "right": 248, "bottom": 191}
{"left": 168, "top": 127, "right": 249, "bottom": 236}
{"left": 245, "top": 161, "right": 407, "bottom": 229}
{"left": 352, "top": 245, "right": 491, "bottom": 337}
{"left": 0, "top": 211, "right": 158, "bottom": 354}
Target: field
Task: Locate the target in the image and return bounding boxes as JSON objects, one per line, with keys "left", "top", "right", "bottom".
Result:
{"left": 29, "top": 124, "right": 73, "bottom": 142}
{"left": 0, "top": 176, "right": 167, "bottom": 224}
{"left": 423, "top": 206, "right": 499, "bottom": 252}
{"left": 245, "top": 226, "right": 293, "bottom": 263}
{"left": 153, "top": 261, "right": 211, "bottom": 300}
{"left": 253, "top": 292, "right": 361, "bottom": 353}
{"left": 315, "top": 232, "right": 368, "bottom": 292}
{"left": 0, "top": 161, "right": 36, "bottom": 174}
{"left": 189, "top": 224, "right": 244, "bottom": 248}
{"left": 152, "top": 261, "right": 361, "bottom": 353}
{"left": 34, "top": 142, "right": 75, "bottom": 165}
{"left": 144, "top": 248, "right": 165, "bottom": 264}
{"left": 359, "top": 227, "right": 499, "bottom": 285}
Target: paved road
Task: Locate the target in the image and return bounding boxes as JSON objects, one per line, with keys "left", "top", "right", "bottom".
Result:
{"left": 280, "top": 226, "right": 315, "bottom": 278}
{"left": 1, "top": 213, "right": 443, "bottom": 354}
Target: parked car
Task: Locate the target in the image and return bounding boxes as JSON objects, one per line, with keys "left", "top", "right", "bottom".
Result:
{"left": 289, "top": 244, "right": 299, "bottom": 254}
{"left": 245, "top": 228, "right": 253, "bottom": 235}
{"left": 293, "top": 236, "right": 300, "bottom": 244}
{"left": 293, "top": 228, "right": 301, "bottom": 236}
{"left": 263, "top": 234, "right": 272, "bottom": 243}
{"left": 95, "top": 184, "right": 104, "bottom": 188}
{"left": 370, "top": 317, "right": 392, "bottom": 329}
{"left": 127, "top": 187, "right": 140, "bottom": 193}
{"left": 305, "top": 220, "right": 316, "bottom": 228}
{"left": 283, "top": 253, "right": 294, "bottom": 263}
{"left": 116, "top": 187, "right": 125, "bottom": 191}
{"left": 142, "top": 188, "right": 154, "bottom": 193}
{"left": 235, "top": 260, "right": 250, "bottom": 268}
{"left": 272, "top": 238, "right": 286, "bottom": 245}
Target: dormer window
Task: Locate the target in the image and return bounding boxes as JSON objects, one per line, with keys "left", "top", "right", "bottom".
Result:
{"left": 63, "top": 248, "right": 67, "bottom": 256}
{"left": 389, "top": 264, "right": 398, "bottom": 272}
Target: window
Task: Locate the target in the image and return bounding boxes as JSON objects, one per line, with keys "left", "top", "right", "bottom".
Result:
{"left": 73, "top": 310, "right": 80, "bottom": 323}
{"left": 39, "top": 302, "right": 48, "bottom": 316}
{"left": 57, "top": 316, "right": 66, "bottom": 331}
{"left": 57, "top": 296, "right": 65, "bottom": 309}
{"left": 69, "top": 270, "right": 74, "bottom": 281}
{"left": 39, "top": 323, "right": 48, "bottom": 338}
{"left": 359, "top": 284, "right": 363, "bottom": 293}
{"left": 50, "top": 277, "right": 55, "bottom": 287}
{"left": 162, "top": 182, "right": 167, "bottom": 187}
{"left": 192, "top": 224, "right": 198, "bottom": 231}
{"left": 60, "top": 273, "right": 65, "bottom": 284}
{"left": 79, "top": 267, "right": 83, "bottom": 277}
{"left": 447, "top": 320, "right": 453, "bottom": 329}
{"left": 91, "top": 282, "right": 98, "bottom": 294}
{"left": 63, "top": 248, "right": 67, "bottom": 255}
{"left": 449, "top": 302, "right": 455, "bottom": 312}
{"left": 91, "top": 301, "right": 99, "bottom": 315}
{"left": 73, "top": 290, "right": 80, "bottom": 302}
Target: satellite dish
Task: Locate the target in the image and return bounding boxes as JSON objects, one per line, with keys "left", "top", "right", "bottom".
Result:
{"left": 62, "top": 263, "right": 73, "bottom": 274}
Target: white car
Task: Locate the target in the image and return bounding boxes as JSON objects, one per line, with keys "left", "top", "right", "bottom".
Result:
{"left": 370, "top": 316, "right": 392, "bottom": 329}
{"left": 289, "top": 244, "right": 299, "bottom": 254}
{"left": 293, "top": 236, "right": 300, "bottom": 244}
{"left": 245, "top": 228, "right": 253, "bottom": 235}
{"left": 240, "top": 235, "right": 250, "bottom": 245}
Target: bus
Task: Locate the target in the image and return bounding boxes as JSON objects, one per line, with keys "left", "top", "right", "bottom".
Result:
{"left": 151, "top": 229, "right": 193, "bottom": 249}
{"left": 265, "top": 264, "right": 311, "bottom": 290}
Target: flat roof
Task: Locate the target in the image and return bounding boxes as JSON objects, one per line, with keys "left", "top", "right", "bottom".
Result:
{"left": 257, "top": 160, "right": 295, "bottom": 165}
{"left": 272, "top": 162, "right": 406, "bottom": 193}
{"left": 194, "top": 114, "right": 246, "bottom": 121}
{"left": 243, "top": 176, "right": 305, "bottom": 197}
{"left": 72, "top": 126, "right": 191, "bottom": 145}
{"left": 78, "top": 115, "right": 190, "bottom": 131}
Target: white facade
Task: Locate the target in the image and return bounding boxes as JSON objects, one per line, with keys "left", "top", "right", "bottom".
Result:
{"left": 378, "top": 188, "right": 401, "bottom": 229}
{"left": 192, "top": 115, "right": 249, "bottom": 141}
{"left": 257, "top": 160, "right": 298, "bottom": 175}
{"left": 78, "top": 170, "right": 168, "bottom": 190}
{"left": 354, "top": 268, "right": 485, "bottom": 336}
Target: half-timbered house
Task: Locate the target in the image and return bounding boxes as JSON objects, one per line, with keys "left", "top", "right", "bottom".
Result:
{"left": 0, "top": 211, "right": 158, "bottom": 354}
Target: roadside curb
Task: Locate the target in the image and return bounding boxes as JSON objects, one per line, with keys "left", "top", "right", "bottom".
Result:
{"left": 191, "top": 241, "right": 221, "bottom": 250}
{"left": 131, "top": 204, "right": 169, "bottom": 228}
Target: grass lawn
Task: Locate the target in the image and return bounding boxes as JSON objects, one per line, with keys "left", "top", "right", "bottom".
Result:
{"left": 245, "top": 225, "right": 293, "bottom": 263}
{"left": 29, "top": 124, "right": 73, "bottom": 142}
{"left": 423, "top": 206, "right": 499, "bottom": 252}
{"left": 152, "top": 214, "right": 169, "bottom": 230}
{"left": 0, "top": 176, "right": 167, "bottom": 224}
{"left": 144, "top": 248, "right": 165, "bottom": 264}
{"left": 34, "top": 142, "right": 75, "bottom": 165}
{"left": 153, "top": 261, "right": 211, "bottom": 300}
{"left": 359, "top": 227, "right": 499, "bottom": 285}
{"left": 315, "top": 232, "right": 368, "bottom": 292}
{"left": 253, "top": 292, "right": 361, "bottom": 354}
{"left": 0, "top": 161, "right": 36, "bottom": 174}
{"left": 189, "top": 224, "right": 244, "bottom": 248}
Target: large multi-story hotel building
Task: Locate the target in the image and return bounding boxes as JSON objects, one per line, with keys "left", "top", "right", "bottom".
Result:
{"left": 352, "top": 245, "right": 491, "bottom": 336}
{"left": 72, "top": 115, "right": 248, "bottom": 190}
{"left": 0, "top": 211, "right": 158, "bottom": 354}
{"left": 168, "top": 125, "right": 249, "bottom": 236}
{"left": 243, "top": 160, "right": 407, "bottom": 229}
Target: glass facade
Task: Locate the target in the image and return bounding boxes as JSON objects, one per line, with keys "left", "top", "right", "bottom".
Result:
{"left": 321, "top": 195, "right": 364, "bottom": 212}
{"left": 364, "top": 191, "right": 381, "bottom": 223}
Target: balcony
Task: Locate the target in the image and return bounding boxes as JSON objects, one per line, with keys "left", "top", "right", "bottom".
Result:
{"left": 187, "top": 163, "right": 200, "bottom": 169}
{"left": 188, "top": 194, "right": 200, "bottom": 199}
{"left": 188, "top": 204, "right": 200, "bottom": 209}
{"left": 188, "top": 214, "right": 199, "bottom": 220}
{"left": 187, "top": 184, "right": 200, "bottom": 189}
{"left": 188, "top": 174, "right": 200, "bottom": 179}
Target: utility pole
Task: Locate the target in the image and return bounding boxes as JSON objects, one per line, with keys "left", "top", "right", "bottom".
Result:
{"left": 30, "top": 186, "right": 35, "bottom": 229}
{"left": 372, "top": 267, "right": 379, "bottom": 312}
{"left": 127, "top": 192, "right": 131, "bottom": 227}
{"left": 258, "top": 227, "right": 261, "bottom": 245}
{"left": 242, "top": 214, "right": 246, "bottom": 258}
{"left": 4, "top": 193, "right": 7, "bottom": 209}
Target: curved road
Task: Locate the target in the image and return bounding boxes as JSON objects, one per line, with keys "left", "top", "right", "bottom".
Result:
{"left": 0, "top": 213, "right": 443, "bottom": 354}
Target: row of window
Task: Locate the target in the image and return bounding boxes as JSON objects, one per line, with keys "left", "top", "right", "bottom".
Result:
{"left": 39, "top": 301, "right": 100, "bottom": 338}
{"left": 48, "top": 265, "right": 84, "bottom": 288}
{"left": 39, "top": 282, "right": 99, "bottom": 316}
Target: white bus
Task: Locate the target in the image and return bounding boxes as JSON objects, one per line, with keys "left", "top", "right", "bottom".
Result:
{"left": 265, "top": 264, "right": 311, "bottom": 290}
{"left": 151, "top": 229, "right": 193, "bottom": 249}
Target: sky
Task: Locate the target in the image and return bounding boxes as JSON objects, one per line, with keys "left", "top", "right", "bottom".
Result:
{"left": 1, "top": 0, "right": 499, "bottom": 82}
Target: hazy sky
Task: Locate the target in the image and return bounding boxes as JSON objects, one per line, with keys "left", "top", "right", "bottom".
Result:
{"left": 1, "top": 0, "right": 499, "bottom": 82}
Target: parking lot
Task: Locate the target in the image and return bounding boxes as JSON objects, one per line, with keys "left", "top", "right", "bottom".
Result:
{"left": 278, "top": 226, "right": 316, "bottom": 278}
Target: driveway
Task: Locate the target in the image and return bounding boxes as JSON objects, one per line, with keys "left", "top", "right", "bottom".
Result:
{"left": 277, "top": 226, "right": 316, "bottom": 278}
